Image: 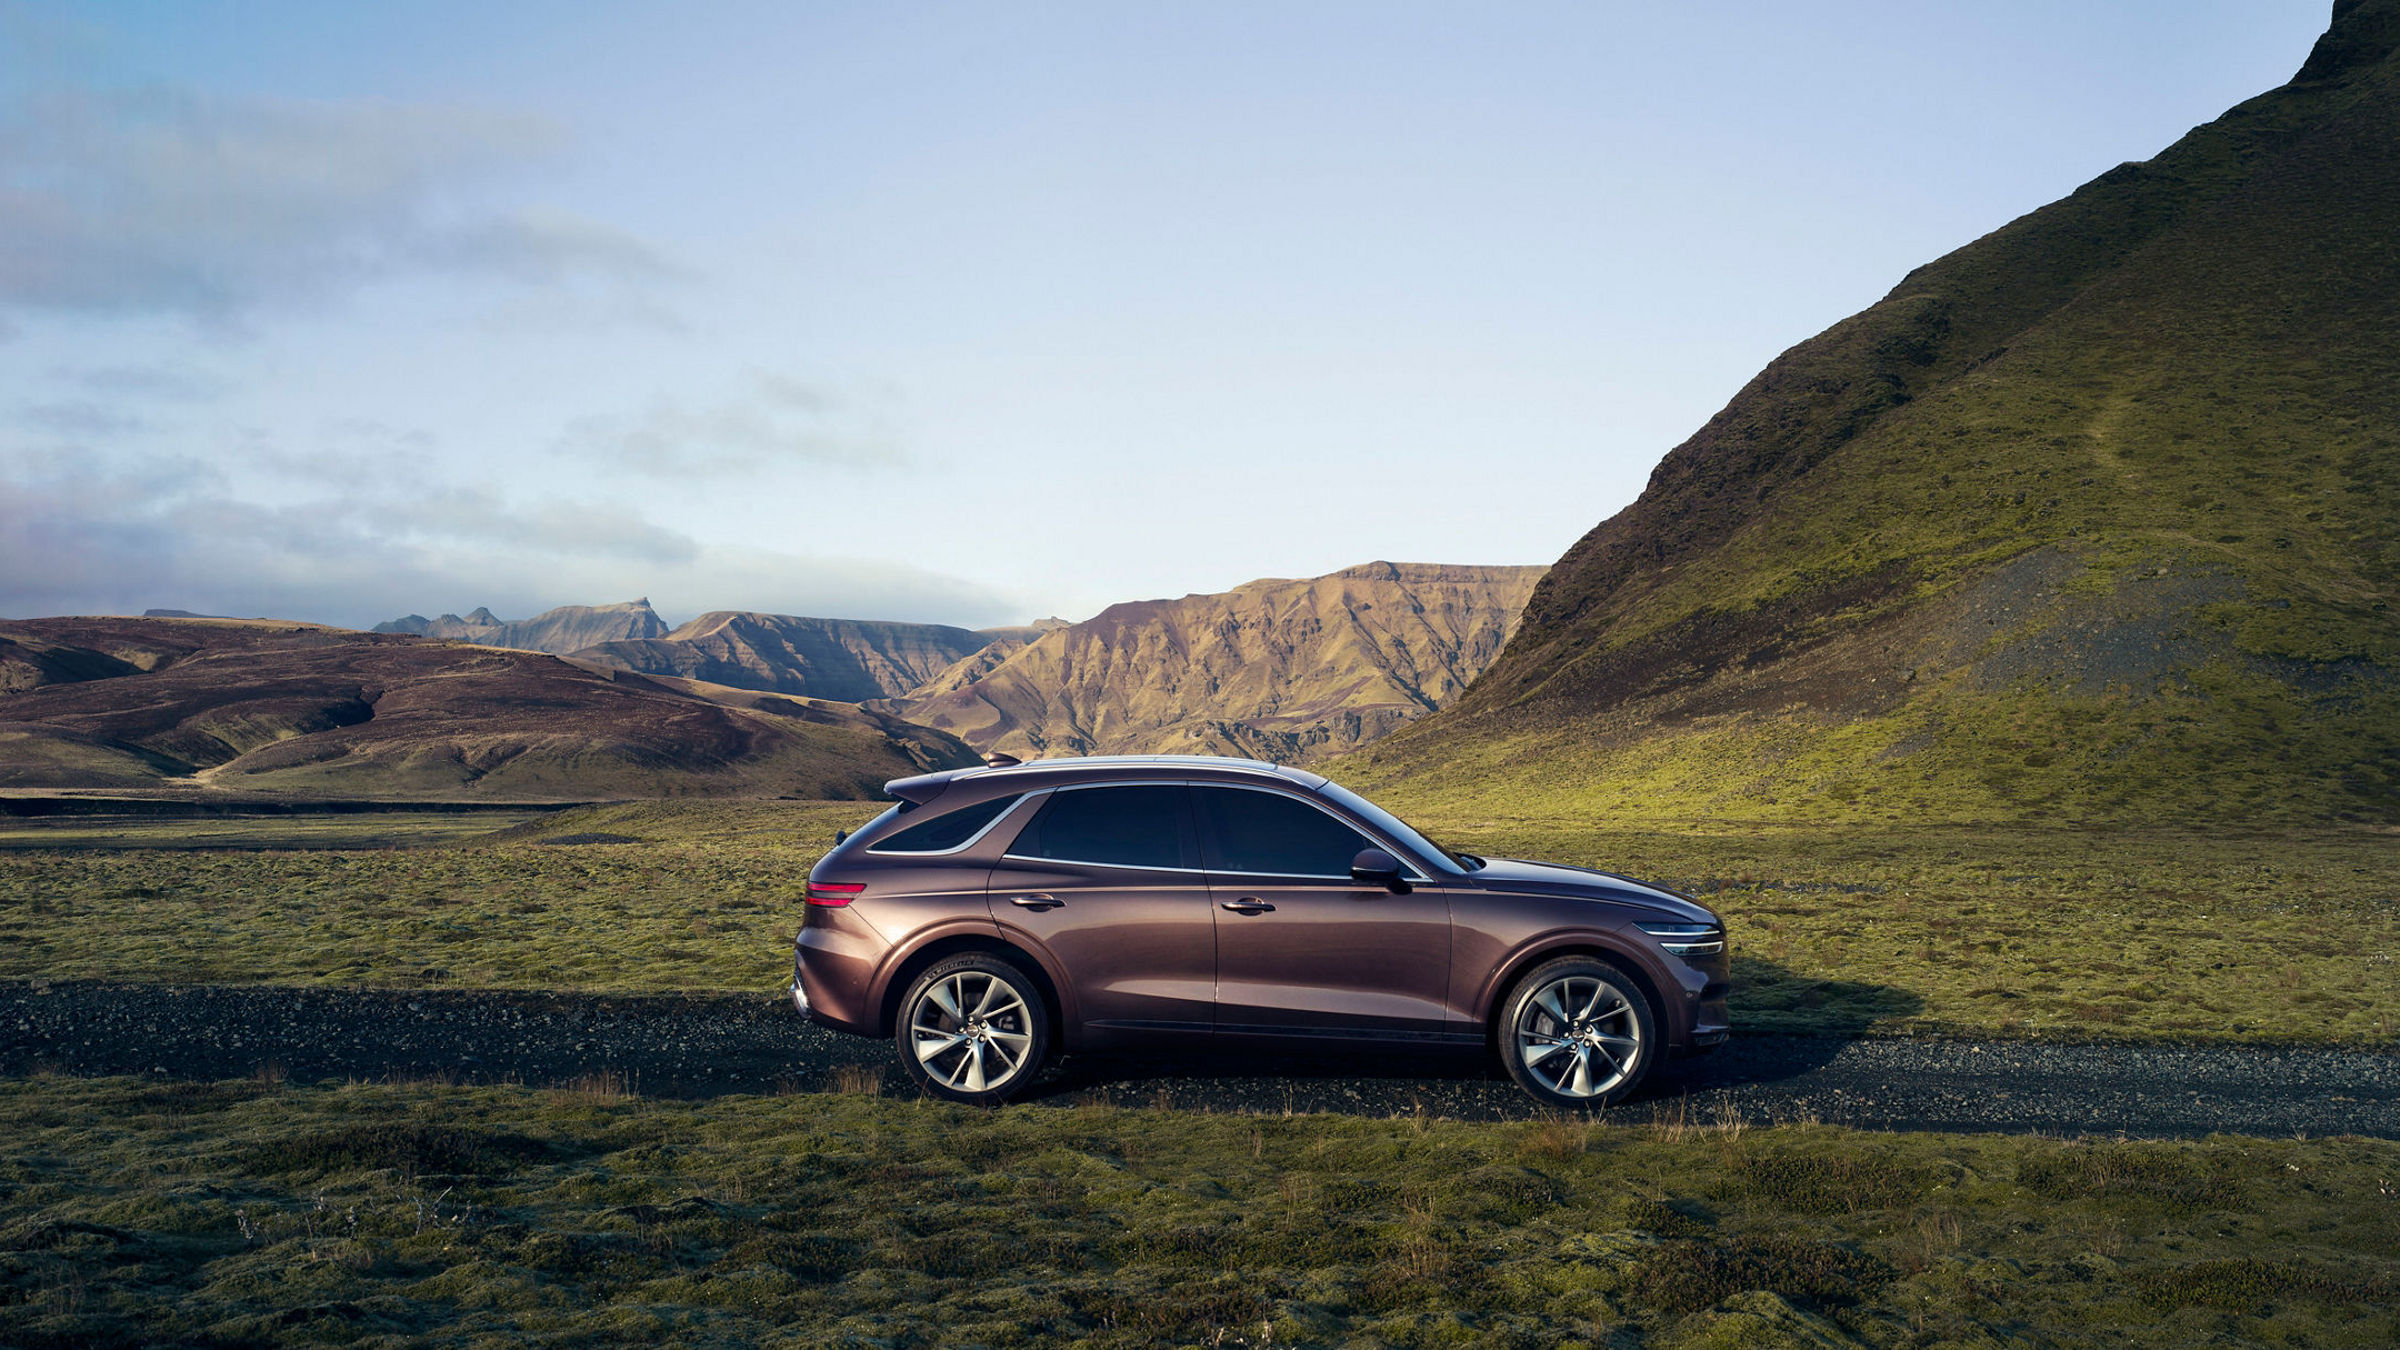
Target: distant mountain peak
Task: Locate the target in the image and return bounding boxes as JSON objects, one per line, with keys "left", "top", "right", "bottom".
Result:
{"left": 883, "top": 562, "right": 1549, "bottom": 763}
{"left": 573, "top": 612, "right": 993, "bottom": 702}
{"left": 370, "top": 599, "right": 669, "bottom": 655}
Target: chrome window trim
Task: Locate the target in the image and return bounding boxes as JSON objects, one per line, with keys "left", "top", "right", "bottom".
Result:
{"left": 863, "top": 792, "right": 1028, "bottom": 857}
{"left": 998, "top": 781, "right": 1198, "bottom": 872}
{"left": 982, "top": 776, "right": 1438, "bottom": 881}
{"left": 998, "top": 854, "right": 1204, "bottom": 876}
{"left": 1186, "top": 781, "right": 1430, "bottom": 882}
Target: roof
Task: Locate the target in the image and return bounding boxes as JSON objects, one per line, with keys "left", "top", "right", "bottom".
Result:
{"left": 883, "top": 753, "right": 1326, "bottom": 803}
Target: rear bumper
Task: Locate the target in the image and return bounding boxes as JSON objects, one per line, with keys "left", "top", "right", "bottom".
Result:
{"left": 794, "top": 916, "right": 879, "bottom": 1036}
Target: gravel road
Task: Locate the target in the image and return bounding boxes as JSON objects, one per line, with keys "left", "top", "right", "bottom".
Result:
{"left": 5, "top": 980, "right": 2394, "bottom": 1138}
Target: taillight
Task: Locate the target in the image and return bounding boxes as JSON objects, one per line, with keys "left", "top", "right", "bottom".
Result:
{"left": 806, "top": 881, "right": 866, "bottom": 907}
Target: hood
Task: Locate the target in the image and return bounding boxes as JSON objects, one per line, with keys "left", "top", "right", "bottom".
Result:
{"left": 1469, "top": 856, "right": 1720, "bottom": 925}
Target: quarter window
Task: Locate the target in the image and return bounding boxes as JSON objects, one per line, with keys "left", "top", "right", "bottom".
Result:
{"left": 872, "top": 794, "right": 1018, "bottom": 853}
{"left": 1195, "top": 787, "right": 1376, "bottom": 876}
{"left": 1010, "top": 785, "right": 1193, "bottom": 870}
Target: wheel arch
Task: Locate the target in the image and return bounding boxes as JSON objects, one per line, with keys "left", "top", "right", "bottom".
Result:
{"left": 876, "top": 932, "right": 1065, "bottom": 1042}
{"left": 1482, "top": 938, "right": 1671, "bottom": 1056}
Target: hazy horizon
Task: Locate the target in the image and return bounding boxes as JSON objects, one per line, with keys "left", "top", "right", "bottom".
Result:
{"left": 1, "top": 1, "right": 2334, "bottom": 629}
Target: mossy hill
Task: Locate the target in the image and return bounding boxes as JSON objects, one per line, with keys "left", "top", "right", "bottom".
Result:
{"left": 1357, "top": 0, "right": 2400, "bottom": 826}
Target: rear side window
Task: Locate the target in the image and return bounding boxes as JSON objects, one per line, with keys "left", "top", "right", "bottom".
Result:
{"left": 1195, "top": 787, "right": 1375, "bottom": 876}
{"left": 1010, "top": 785, "right": 1193, "bottom": 870}
{"left": 871, "top": 794, "right": 1019, "bottom": 854}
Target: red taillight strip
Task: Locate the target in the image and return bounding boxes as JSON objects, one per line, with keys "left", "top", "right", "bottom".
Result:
{"left": 806, "top": 882, "right": 866, "bottom": 906}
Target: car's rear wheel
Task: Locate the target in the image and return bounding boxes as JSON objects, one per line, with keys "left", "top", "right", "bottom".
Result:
{"left": 1498, "top": 957, "right": 1655, "bottom": 1109}
{"left": 896, "top": 953, "right": 1051, "bottom": 1106}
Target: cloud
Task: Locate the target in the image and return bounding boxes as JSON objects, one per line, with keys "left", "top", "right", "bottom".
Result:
{"left": 0, "top": 451, "right": 1017, "bottom": 629}
{"left": 556, "top": 374, "right": 904, "bottom": 476}
{"left": 0, "top": 86, "right": 673, "bottom": 322}
{"left": 364, "top": 486, "right": 701, "bottom": 565}
{"left": 58, "top": 363, "right": 233, "bottom": 403}
{"left": 19, "top": 399, "right": 147, "bottom": 437}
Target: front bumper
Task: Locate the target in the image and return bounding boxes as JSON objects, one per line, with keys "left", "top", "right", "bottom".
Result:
{"left": 1678, "top": 943, "right": 1733, "bottom": 1051}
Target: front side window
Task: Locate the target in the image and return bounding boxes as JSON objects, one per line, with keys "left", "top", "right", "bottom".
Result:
{"left": 1195, "top": 787, "right": 1378, "bottom": 877}
{"left": 1009, "top": 785, "right": 1193, "bottom": 870}
{"left": 871, "top": 794, "right": 1019, "bottom": 854}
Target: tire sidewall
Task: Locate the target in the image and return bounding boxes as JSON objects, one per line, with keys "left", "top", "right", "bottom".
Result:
{"left": 895, "top": 953, "right": 1052, "bottom": 1106}
{"left": 1498, "top": 957, "right": 1657, "bottom": 1110}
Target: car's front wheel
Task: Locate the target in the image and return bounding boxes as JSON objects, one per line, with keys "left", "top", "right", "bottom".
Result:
{"left": 895, "top": 953, "right": 1051, "bottom": 1105}
{"left": 1498, "top": 957, "right": 1656, "bottom": 1109}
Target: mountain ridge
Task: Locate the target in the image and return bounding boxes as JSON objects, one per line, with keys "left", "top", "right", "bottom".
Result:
{"left": 373, "top": 600, "right": 668, "bottom": 655}
{"left": 572, "top": 612, "right": 996, "bottom": 702}
{"left": 882, "top": 561, "right": 1548, "bottom": 763}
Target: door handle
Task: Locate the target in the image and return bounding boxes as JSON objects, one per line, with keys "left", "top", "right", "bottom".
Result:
{"left": 1220, "top": 899, "right": 1276, "bottom": 915}
{"left": 1007, "top": 893, "right": 1062, "bottom": 911}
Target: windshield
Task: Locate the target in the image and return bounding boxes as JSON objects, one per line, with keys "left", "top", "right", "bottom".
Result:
{"left": 1319, "top": 782, "right": 1484, "bottom": 873}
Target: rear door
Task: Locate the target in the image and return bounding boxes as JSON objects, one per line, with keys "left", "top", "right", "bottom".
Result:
{"left": 985, "top": 783, "right": 1216, "bottom": 1037}
{"left": 1193, "top": 785, "right": 1455, "bottom": 1041}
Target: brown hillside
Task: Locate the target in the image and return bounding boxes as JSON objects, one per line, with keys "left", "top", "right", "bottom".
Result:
{"left": 572, "top": 612, "right": 992, "bottom": 702}
{"left": 881, "top": 562, "right": 1547, "bottom": 763}
{"left": 0, "top": 617, "right": 977, "bottom": 800}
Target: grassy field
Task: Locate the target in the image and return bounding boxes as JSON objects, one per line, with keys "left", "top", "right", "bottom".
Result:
{"left": 0, "top": 801, "right": 2391, "bottom": 1045}
{"left": 0, "top": 807, "right": 565, "bottom": 852}
{"left": 1, "top": 1073, "right": 2393, "bottom": 1348}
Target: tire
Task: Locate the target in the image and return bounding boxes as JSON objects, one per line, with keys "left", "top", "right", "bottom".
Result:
{"left": 894, "top": 953, "right": 1052, "bottom": 1106}
{"left": 1497, "top": 957, "right": 1657, "bottom": 1110}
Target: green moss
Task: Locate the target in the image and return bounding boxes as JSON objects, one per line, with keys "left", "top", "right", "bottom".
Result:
{"left": 0, "top": 1076, "right": 2394, "bottom": 1347}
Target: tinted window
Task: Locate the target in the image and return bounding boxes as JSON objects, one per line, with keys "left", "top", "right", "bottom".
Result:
{"left": 1319, "top": 782, "right": 1465, "bottom": 873}
{"left": 1196, "top": 787, "right": 1374, "bottom": 876}
{"left": 1011, "top": 785, "right": 1192, "bottom": 870}
{"left": 873, "top": 795, "right": 1018, "bottom": 853}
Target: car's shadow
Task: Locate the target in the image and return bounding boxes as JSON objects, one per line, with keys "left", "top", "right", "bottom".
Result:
{"left": 1018, "top": 957, "right": 1922, "bottom": 1114}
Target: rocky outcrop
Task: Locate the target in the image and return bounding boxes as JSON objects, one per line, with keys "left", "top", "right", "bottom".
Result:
{"left": 571, "top": 613, "right": 993, "bottom": 702}
{"left": 880, "top": 562, "right": 1547, "bottom": 762}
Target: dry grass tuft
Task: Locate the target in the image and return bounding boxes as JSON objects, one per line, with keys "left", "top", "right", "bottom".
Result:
{"left": 826, "top": 1063, "right": 886, "bottom": 1097}
{"left": 553, "top": 1069, "right": 632, "bottom": 1104}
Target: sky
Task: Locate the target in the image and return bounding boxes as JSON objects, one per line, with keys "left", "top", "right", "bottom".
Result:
{"left": 0, "top": 1, "right": 2336, "bottom": 630}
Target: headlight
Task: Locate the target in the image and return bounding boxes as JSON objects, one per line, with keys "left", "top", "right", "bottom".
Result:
{"left": 1636, "top": 922, "right": 1724, "bottom": 957}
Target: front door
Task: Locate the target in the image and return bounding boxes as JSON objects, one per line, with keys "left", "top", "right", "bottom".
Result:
{"left": 985, "top": 782, "right": 1216, "bottom": 1037}
{"left": 1192, "top": 785, "right": 1455, "bottom": 1040}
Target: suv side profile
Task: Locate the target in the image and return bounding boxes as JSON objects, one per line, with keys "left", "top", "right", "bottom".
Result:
{"left": 796, "top": 755, "right": 1729, "bottom": 1108}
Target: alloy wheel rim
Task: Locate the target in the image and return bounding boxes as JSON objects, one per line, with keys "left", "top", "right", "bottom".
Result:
{"left": 910, "top": 971, "right": 1034, "bottom": 1093}
{"left": 1515, "top": 975, "right": 1640, "bottom": 1099}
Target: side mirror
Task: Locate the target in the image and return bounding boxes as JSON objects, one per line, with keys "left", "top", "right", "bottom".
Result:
{"left": 1350, "top": 848, "right": 1410, "bottom": 893}
{"left": 833, "top": 829, "right": 848, "bottom": 846}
